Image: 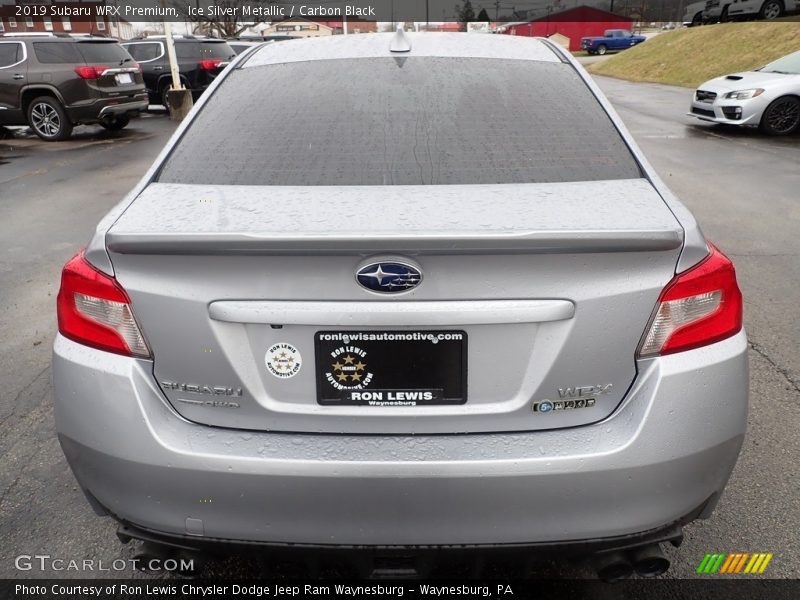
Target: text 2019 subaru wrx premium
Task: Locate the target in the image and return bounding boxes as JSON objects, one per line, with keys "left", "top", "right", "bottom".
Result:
{"left": 53, "top": 32, "right": 748, "bottom": 579}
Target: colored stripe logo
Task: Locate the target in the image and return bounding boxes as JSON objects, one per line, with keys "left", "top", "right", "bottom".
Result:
{"left": 696, "top": 553, "right": 773, "bottom": 574}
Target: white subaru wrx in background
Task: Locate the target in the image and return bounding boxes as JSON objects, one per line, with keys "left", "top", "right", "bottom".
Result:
{"left": 690, "top": 50, "right": 800, "bottom": 135}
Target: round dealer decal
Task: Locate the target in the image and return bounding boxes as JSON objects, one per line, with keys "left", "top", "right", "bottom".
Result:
{"left": 265, "top": 343, "right": 302, "bottom": 378}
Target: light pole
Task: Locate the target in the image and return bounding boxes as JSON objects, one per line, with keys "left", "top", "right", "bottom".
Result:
{"left": 161, "top": 0, "right": 192, "bottom": 119}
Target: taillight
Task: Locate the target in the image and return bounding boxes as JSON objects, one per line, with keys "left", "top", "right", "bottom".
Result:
{"left": 638, "top": 243, "right": 742, "bottom": 357}
{"left": 198, "top": 58, "right": 222, "bottom": 70}
{"left": 57, "top": 250, "right": 150, "bottom": 358}
{"left": 74, "top": 65, "right": 110, "bottom": 79}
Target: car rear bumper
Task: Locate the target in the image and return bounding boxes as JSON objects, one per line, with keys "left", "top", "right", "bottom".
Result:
{"left": 66, "top": 94, "right": 149, "bottom": 123}
{"left": 97, "top": 99, "right": 148, "bottom": 118}
{"left": 53, "top": 331, "right": 748, "bottom": 547}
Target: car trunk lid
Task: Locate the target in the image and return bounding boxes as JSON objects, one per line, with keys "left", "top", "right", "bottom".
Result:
{"left": 106, "top": 179, "right": 683, "bottom": 434}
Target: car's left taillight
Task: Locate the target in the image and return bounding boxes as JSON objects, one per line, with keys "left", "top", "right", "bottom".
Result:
{"left": 57, "top": 250, "right": 150, "bottom": 358}
{"left": 74, "top": 65, "right": 110, "bottom": 79}
{"left": 198, "top": 58, "right": 223, "bottom": 70}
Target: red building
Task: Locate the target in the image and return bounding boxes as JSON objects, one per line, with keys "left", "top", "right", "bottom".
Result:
{"left": 0, "top": 2, "right": 110, "bottom": 36}
{"left": 318, "top": 19, "right": 378, "bottom": 34}
{"left": 501, "top": 6, "right": 634, "bottom": 52}
{"left": 425, "top": 22, "right": 464, "bottom": 32}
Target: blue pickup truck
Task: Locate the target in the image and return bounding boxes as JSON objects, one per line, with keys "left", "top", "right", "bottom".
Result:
{"left": 581, "top": 29, "right": 647, "bottom": 55}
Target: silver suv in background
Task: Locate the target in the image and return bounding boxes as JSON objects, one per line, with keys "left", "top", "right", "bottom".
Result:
{"left": 703, "top": 0, "right": 733, "bottom": 21}
{"left": 53, "top": 32, "right": 748, "bottom": 579}
{"left": 728, "top": 0, "right": 796, "bottom": 19}
{"left": 703, "top": 0, "right": 793, "bottom": 21}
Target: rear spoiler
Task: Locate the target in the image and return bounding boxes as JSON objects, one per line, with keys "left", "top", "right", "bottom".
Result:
{"left": 106, "top": 230, "right": 682, "bottom": 256}
{"left": 106, "top": 179, "right": 685, "bottom": 256}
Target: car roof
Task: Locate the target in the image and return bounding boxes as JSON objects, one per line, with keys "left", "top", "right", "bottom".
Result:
{"left": 0, "top": 33, "right": 115, "bottom": 43}
{"left": 243, "top": 32, "right": 562, "bottom": 68}
{"left": 125, "top": 36, "right": 227, "bottom": 43}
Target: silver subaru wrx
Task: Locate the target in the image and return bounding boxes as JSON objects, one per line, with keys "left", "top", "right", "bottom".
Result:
{"left": 53, "top": 32, "right": 747, "bottom": 577}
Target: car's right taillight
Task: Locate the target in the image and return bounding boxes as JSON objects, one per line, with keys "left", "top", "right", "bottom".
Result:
{"left": 57, "top": 250, "right": 150, "bottom": 358}
{"left": 638, "top": 243, "right": 743, "bottom": 357}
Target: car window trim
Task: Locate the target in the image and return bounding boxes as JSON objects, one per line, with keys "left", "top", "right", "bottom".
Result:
{"left": 121, "top": 41, "right": 165, "bottom": 63}
{"left": 0, "top": 41, "right": 26, "bottom": 70}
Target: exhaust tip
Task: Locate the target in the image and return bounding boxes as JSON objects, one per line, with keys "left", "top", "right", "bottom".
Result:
{"left": 133, "top": 541, "right": 174, "bottom": 572}
{"left": 629, "top": 543, "right": 671, "bottom": 578}
{"left": 593, "top": 551, "right": 634, "bottom": 582}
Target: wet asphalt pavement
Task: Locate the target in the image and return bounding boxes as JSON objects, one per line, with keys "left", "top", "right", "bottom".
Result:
{"left": 0, "top": 78, "right": 798, "bottom": 582}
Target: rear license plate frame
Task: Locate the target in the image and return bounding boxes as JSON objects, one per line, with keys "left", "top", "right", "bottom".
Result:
{"left": 314, "top": 330, "right": 467, "bottom": 406}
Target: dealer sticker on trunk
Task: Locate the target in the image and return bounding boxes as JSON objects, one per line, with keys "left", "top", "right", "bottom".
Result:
{"left": 265, "top": 342, "right": 302, "bottom": 378}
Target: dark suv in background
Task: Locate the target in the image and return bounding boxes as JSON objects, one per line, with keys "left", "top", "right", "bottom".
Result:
{"left": 121, "top": 36, "right": 235, "bottom": 108}
{"left": 0, "top": 33, "right": 147, "bottom": 141}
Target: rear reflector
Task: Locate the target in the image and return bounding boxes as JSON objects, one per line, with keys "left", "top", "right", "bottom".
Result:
{"left": 74, "top": 65, "right": 110, "bottom": 79}
{"left": 638, "top": 243, "right": 742, "bottom": 357}
{"left": 57, "top": 250, "right": 150, "bottom": 358}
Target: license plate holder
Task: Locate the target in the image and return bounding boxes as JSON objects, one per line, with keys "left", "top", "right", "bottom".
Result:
{"left": 314, "top": 330, "right": 467, "bottom": 406}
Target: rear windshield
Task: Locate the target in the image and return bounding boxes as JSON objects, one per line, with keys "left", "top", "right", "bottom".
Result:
{"left": 33, "top": 41, "right": 131, "bottom": 65}
{"left": 202, "top": 41, "right": 235, "bottom": 59}
{"left": 157, "top": 57, "right": 641, "bottom": 186}
{"left": 75, "top": 42, "right": 133, "bottom": 65}
{"left": 175, "top": 41, "right": 235, "bottom": 60}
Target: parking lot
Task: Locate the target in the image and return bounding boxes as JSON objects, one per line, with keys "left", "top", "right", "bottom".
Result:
{"left": 1, "top": 76, "right": 798, "bottom": 580}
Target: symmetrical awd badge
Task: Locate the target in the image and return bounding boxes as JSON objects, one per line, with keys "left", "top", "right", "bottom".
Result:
{"left": 356, "top": 261, "right": 422, "bottom": 293}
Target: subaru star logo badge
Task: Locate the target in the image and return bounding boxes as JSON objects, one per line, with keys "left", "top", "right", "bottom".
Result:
{"left": 356, "top": 261, "right": 422, "bottom": 293}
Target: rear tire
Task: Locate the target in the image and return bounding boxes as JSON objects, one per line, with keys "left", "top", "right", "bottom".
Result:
{"left": 27, "top": 96, "right": 73, "bottom": 141}
{"left": 100, "top": 115, "right": 130, "bottom": 131}
{"left": 691, "top": 11, "right": 703, "bottom": 25}
{"left": 759, "top": 96, "right": 800, "bottom": 136}
{"left": 161, "top": 85, "right": 171, "bottom": 114}
{"left": 596, "top": 44, "right": 608, "bottom": 56}
{"left": 759, "top": 0, "right": 783, "bottom": 19}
